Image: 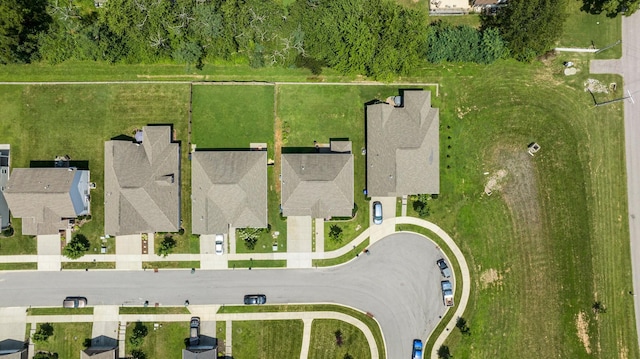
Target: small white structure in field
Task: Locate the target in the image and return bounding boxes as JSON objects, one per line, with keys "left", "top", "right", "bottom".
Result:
{"left": 528, "top": 143, "right": 541, "bottom": 156}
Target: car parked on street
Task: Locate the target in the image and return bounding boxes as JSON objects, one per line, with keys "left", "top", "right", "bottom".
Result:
{"left": 412, "top": 339, "right": 423, "bottom": 359}
{"left": 372, "top": 201, "right": 383, "bottom": 225}
{"left": 215, "top": 234, "right": 224, "bottom": 255}
{"left": 436, "top": 258, "right": 452, "bottom": 278}
{"left": 62, "top": 296, "right": 87, "bottom": 308}
{"left": 244, "top": 294, "right": 267, "bottom": 305}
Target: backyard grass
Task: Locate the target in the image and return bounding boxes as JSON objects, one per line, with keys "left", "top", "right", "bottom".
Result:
{"left": 142, "top": 261, "right": 200, "bottom": 269}
{"left": 33, "top": 322, "right": 92, "bottom": 358}
{"left": 559, "top": 0, "right": 622, "bottom": 58}
{"left": 231, "top": 320, "right": 304, "bottom": 359}
{"left": 61, "top": 261, "right": 115, "bottom": 270}
{"left": 216, "top": 321, "right": 227, "bottom": 357}
{"left": 28, "top": 307, "right": 94, "bottom": 315}
{"left": 0, "top": 84, "right": 191, "bottom": 252}
{"left": 218, "top": 303, "right": 385, "bottom": 359}
{"left": 119, "top": 306, "right": 190, "bottom": 315}
{"left": 309, "top": 319, "right": 371, "bottom": 359}
{"left": 0, "top": 262, "right": 37, "bottom": 270}
{"left": 126, "top": 321, "right": 188, "bottom": 359}
{"left": 228, "top": 259, "right": 286, "bottom": 268}
{"left": 433, "top": 14, "right": 482, "bottom": 28}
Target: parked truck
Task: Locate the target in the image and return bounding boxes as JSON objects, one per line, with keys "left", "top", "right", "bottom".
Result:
{"left": 441, "top": 280, "right": 454, "bottom": 307}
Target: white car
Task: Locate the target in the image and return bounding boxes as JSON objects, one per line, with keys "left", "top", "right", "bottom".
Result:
{"left": 215, "top": 234, "right": 224, "bottom": 255}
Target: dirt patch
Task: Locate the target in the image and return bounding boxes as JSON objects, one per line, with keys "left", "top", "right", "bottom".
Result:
{"left": 584, "top": 78, "right": 609, "bottom": 93}
{"left": 576, "top": 311, "right": 591, "bottom": 354}
{"left": 496, "top": 148, "right": 542, "bottom": 229}
{"left": 484, "top": 169, "right": 508, "bottom": 195}
{"left": 618, "top": 340, "right": 628, "bottom": 359}
{"left": 479, "top": 268, "right": 503, "bottom": 288}
{"left": 456, "top": 105, "right": 479, "bottom": 119}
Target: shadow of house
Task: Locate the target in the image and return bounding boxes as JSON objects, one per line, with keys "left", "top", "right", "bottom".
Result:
{"left": 104, "top": 125, "right": 181, "bottom": 236}
{"left": 80, "top": 335, "right": 118, "bottom": 359}
{"left": 0, "top": 339, "right": 27, "bottom": 359}
{"left": 365, "top": 90, "right": 439, "bottom": 197}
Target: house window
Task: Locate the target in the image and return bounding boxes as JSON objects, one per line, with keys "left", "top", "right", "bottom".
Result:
{"left": 1, "top": 168, "right": 6, "bottom": 174}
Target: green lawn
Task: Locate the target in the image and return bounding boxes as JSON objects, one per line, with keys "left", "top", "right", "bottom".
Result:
{"left": 232, "top": 320, "right": 303, "bottom": 359}
{"left": 33, "top": 322, "right": 92, "bottom": 358}
{"left": 0, "top": 84, "right": 191, "bottom": 252}
{"left": 228, "top": 259, "right": 287, "bottom": 268}
{"left": 433, "top": 14, "right": 482, "bottom": 28}
{"left": 0, "top": 262, "right": 37, "bottom": 270}
{"left": 28, "top": 307, "right": 94, "bottom": 315}
{"left": 309, "top": 319, "right": 371, "bottom": 359}
{"left": 216, "top": 321, "right": 227, "bottom": 356}
{"left": 142, "top": 261, "right": 200, "bottom": 269}
{"left": 218, "top": 303, "right": 385, "bottom": 359}
{"left": 559, "top": 0, "right": 622, "bottom": 58}
{"left": 119, "top": 306, "right": 190, "bottom": 315}
{"left": 313, "top": 239, "right": 369, "bottom": 267}
{"left": 61, "top": 261, "right": 115, "bottom": 270}
{"left": 126, "top": 321, "right": 189, "bottom": 359}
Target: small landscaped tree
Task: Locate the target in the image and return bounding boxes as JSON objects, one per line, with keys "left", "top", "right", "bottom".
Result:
{"left": 411, "top": 194, "right": 431, "bottom": 217}
{"left": 329, "top": 225, "right": 343, "bottom": 243}
{"left": 334, "top": 329, "right": 343, "bottom": 347}
{"left": 456, "top": 317, "right": 471, "bottom": 335}
{"left": 157, "top": 235, "right": 177, "bottom": 257}
{"left": 33, "top": 352, "right": 58, "bottom": 359}
{"left": 32, "top": 323, "right": 54, "bottom": 342}
{"left": 437, "top": 345, "right": 451, "bottom": 359}
{"left": 130, "top": 349, "right": 147, "bottom": 359}
{"left": 238, "top": 227, "right": 266, "bottom": 250}
{"left": 129, "top": 322, "right": 148, "bottom": 347}
{"left": 62, "top": 233, "right": 90, "bottom": 259}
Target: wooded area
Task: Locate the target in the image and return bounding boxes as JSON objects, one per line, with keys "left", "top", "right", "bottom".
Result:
{"left": 0, "top": 0, "right": 633, "bottom": 76}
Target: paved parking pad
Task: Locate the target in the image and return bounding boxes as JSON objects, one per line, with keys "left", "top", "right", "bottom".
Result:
{"left": 0, "top": 307, "right": 27, "bottom": 350}
{"left": 115, "top": 234, "right": 142, "bottom": 270}
{"left": 37, "top": 234, "right": 61, "bottom": 271}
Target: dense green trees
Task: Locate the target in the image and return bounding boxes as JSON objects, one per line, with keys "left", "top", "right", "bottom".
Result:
{"left": 581, "top": 0, "right": 640, "bottom": 16}
{"left": 482, "top": 0, "right": 567, "bottom": 61}
{"left": 427, "top": 21, "right": 506, "bottom": 64}
{"left": 0, "top": 0, "right": 51, "bottom": 63}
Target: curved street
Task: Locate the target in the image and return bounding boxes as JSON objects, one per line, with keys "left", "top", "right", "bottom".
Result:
{"left": 0, "top": 232, "right": 453, "bottom": 358}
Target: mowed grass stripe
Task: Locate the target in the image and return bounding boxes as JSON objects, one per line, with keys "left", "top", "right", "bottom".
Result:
{"left": 309, "top": 319, "right": 371, "bottom": 359}
{"left": 232, "top": 320, "right": 304, "bottom": 359}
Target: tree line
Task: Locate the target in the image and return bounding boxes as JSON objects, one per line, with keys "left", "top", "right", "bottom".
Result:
{"left": 0, "top": 0, "right": 633, "bottom": 76}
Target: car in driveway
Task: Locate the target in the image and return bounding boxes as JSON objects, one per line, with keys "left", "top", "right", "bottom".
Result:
{"left": 189, "top": 316, "right": 200, "bottom": 345}
{"left": 62, "top": 296, "right": 87, "bottom": 308}
{"left": 244, "top": 294, "right": 267, "bottom": 305}
{"left": 215, "top": 234, "right": 224, "bottom": 255}
{"left": 372, "top": 201, "right": 383, "bottom": 225}
{"left": 412, "top": 339, "right": 423, "bottom": 359}
{"left": 436, "top": 258, "right": 452, "bottom": 278}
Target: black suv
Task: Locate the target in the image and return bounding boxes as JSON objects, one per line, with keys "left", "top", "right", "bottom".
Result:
{"left": 243, "top": 294, "right": 267, "bottom": 305}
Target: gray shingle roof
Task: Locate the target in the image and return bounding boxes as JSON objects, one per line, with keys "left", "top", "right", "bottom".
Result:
{"left": 81, "top": 348, "right": 118, "bottom": 359}
{"left": 191, "top": 150, "right": 267, "bottom": 234}
{"left": 104, "top": 126, "right": 180, "bottom": 235}
{"left": 281, "top": 144, "right": 354, "bottom": 218}
{"left": 182, "top": 349, "right": 217, "bottom": 359}
{"left": 3, "top": 168, "right": 90, "bottom": 235}
{"left": 366, "top": 90, "right": 439, "bottom": 197}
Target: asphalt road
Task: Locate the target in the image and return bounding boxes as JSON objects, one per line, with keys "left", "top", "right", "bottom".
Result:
{"left": 0, "top": 232, "right": 448, "bottom": 358}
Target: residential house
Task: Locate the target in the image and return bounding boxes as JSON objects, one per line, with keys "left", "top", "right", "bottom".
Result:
{"left": 3, "top": 167, "right": 91, "bottom": 236}
{"left": 0, "top": 348, "right": 27, "bottom": 359}
{"left": 182, "top": 348, "right": 217, "bottom": 359}
{"left": 281, "top": 141, "right": 354, "bottom": 218}
{"left": 80, "top": 347, "right": 118, "bottom": 359}
{"left": 0, "top": 145, "right": 10, "bottom": 229}
{"left": 472, "top": 0, "right": 507, "bottom": 13}
{"left": 366, "top": 90, "right": 439, "bottom": 197}
{"left": 104, "top": 125, "right": 180, "bottom": 236}
{"left": 191, "top": 149, "right": 267, "bottom": 235}
{"left": 430, "top": 0, "right": 470, "bottom": 12}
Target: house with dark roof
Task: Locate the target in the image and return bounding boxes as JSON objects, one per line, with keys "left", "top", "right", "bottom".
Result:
{"left": 80, "top": 347, "right": 118, "bottom": 359}
{"left": 0, "top": 145, "right": 10, "bottom": 229}
{"left": 104, "top": 125, "right": 180, "bottom": 236}
{"left": 281, "top": 141, "right": 354, "bottom": 218}
{"left": 366, "top": 90, "right": 439, "bottom": 197}
{"left": 191, "top": 149, "right": 267, "bottom": 234}
{"left": 182, "top": 348, "right": 217, "bottom": 359}
{"left": 3, "top": 167, "right": 91, "bottom": 236}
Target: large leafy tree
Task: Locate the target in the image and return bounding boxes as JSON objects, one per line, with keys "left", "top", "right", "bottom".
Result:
{"left": 0, "top": 0, "right": 52, "bottom": 63}
{"left": 483, "top": 0, "right": 567, "bottom": 61}
{"left": 581, "top": 0, "right": 640, "bottom": 16}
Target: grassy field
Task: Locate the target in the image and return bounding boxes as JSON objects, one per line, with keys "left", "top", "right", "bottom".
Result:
{"left": 126, "top": 321, "right": 188, "bottom": 359}
{"left": 232, "top": 320, "right": 304, "bottom": 359}
{"left": 0, "top": 84, "right": 191, "bottom": 253}
{"left": 559, "top": 0, "right": 622, "bottom": 58}
{"left": 33, "top": 322, "right": 92, "bottom": 358}
{"left": 396, "top": 57, "right": 637, "bottom": 358}
{"left": 119, "top": 306, "right": 190, "bottom": 314}
{"left": 28, "top": 307, "right": 94, "bottom": 315}
{"left": 228, "top": 259, "right": 287, "bottom": 268}
{"left": 433, "top": 14, "right": 482, "bottom": 28}
{"left": 309, "top": 319, "right": 371, "bottom": 359}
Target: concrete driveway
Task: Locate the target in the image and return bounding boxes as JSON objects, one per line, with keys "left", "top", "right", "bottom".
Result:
{"left": 286, "top": 216, "right": 312, "bottom": 268}
{"left": 115, "top": 234, "right": 142, "bottom": 270}
{"left": 0, "top": 232, "right": 448, "bottom": 359}
{"left": 369, "top": 197, "right": 397, "bottom": 241}
{"left": 37, "top": 234, "right": 61, "bottom": 271}
{"left": 200, "top": 234, "right": 228, "bottom": 270}
{"left": 0, "top": 307, "right": 27, "bottom": 351}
